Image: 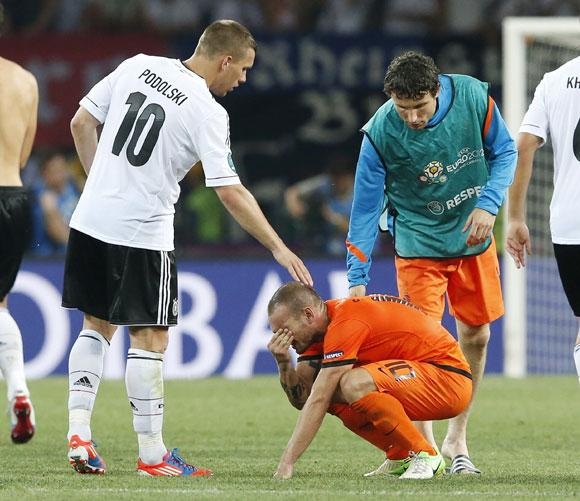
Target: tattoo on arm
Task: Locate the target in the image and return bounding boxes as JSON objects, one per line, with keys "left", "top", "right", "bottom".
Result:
{"left": 279, "top": 359, "right": 322, "bottom": 409}
{"left": 281, "top": 382, "right": 304, "bottom": 403}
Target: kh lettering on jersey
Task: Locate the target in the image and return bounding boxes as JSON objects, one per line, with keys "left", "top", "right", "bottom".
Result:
{"left": 138, "top": 69, "right": 189, "bottom": 106}
{"left": 566, "top": 76, "right": 580, "bottom": 89}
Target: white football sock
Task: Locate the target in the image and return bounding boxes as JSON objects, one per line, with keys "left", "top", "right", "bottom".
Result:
{"left": 0, "top": 307, "right": 29, "bottom": 401}
{"left": 126, "top": 348, "right": 166, "bottom": 465}
{"left": 68, "top": 330, "right": 109, "bottom": 441}
{"left": 138, "top": 432, "right": 166, "bottom": 465}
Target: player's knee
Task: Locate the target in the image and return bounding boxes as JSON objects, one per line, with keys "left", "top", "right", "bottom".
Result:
{"left": 83, "top": 314, "right": 116, "bottom": 340}
{"left": 128, "top": 326, "right": 169, "bottom": 353}
{"left": 459, "top": 323, "right": 490, "bottom": 349}
{"left": 339, "top": 368, "right": 376, "bottom": 404}
{"left": 467, "top": 331, "right": 490, "bottom": 350}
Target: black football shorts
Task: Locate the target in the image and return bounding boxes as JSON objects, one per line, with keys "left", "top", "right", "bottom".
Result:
{"left": 0, "top": 187, "right": 31, "bottom": 302}
{"left": 62, "top": 228, "right": 178, "bottom": 326}
{"left": 553, "top": 243, "right": 580, "bottom": 317}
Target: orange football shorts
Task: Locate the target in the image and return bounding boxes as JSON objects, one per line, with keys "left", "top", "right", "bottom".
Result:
{"left": 362, "top": 360, "right": 472, "bottom": 421}
{"left": 395, "top": 237, "right": 504, "bottom": 326}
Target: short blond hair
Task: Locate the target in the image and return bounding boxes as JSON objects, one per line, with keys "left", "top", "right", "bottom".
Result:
{"left": 195, "top": 20, "right": 257, "bottom": 60}
{"left": 268, "top": 282, "right": 323, "bottom": 318}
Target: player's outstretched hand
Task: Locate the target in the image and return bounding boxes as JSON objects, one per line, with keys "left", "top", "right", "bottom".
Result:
{"left": 505, "top": 220, "right": 532, "bottom": 268}
{"left": 268, "top": 328, "right": 294, "bottom": 364}
{"left": 463, "top": 208, "right": 496, "bottom": 247}
{"left": 273, "top": 462, "right": 293, "bottom": 480}
{"left": 348, "top": 285, "right": 366, "bottom": 297}
{"left": 272, "top": 247, "right": 313, "bottom": 286}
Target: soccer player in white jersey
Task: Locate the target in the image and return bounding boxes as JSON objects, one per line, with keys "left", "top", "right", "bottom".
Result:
{"left": 63, "top": 20, "right": 313, "bottom": 477}
{"left": 507, "top": 56, "right": 580, "bottom": 381}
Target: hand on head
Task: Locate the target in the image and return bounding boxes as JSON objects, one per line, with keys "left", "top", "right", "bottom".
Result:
{"left": 272, "top": 247, "right": 313, "bottom": 286}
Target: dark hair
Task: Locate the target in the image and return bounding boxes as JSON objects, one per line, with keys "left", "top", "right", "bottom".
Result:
{"left": 195, "top": 20, "right": 257, "bottom": 60}
{"left": 267, "top": 282, "right": 323, "bottom": 317}
{"left": 383, "top": 51, "right": 440, "bottom": 99}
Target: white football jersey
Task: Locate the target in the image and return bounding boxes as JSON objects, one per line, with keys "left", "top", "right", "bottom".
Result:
{"left": 519, "top": 56, "right": 580, "bottom": 244}
{"left": 70, "top": 54, "right": 241, "bottom": 251}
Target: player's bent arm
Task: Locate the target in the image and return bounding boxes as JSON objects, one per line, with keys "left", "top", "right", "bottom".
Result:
{"left": 215, "top": 184, "right": 313, "bottom": 285}
{"left": 267, "top": 328, "right": 319, "bottom": 409}
{"left": 70, "top": 107, "right": 101, "bottom": 175}
{"left": 275, "top": 363, "right": 352, "bottom": 479}
{"left": 279, "top": 360, "right": 320, "bottom": 410}
{"left": 20, "top": 72, "right": 38, "bottom": 168}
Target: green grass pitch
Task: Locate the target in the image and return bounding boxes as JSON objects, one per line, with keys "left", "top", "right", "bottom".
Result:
{"left": 0, "top": 375, "right": 579, "bottom": 499}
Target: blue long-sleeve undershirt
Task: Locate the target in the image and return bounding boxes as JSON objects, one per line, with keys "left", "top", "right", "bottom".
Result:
{"left": 346, "top": 75, "right": 517, "bottom": 288}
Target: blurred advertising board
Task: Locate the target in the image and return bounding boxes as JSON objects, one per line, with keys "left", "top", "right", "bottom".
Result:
{"left": 11, "top": 258, "right": 503, "bottom": 378}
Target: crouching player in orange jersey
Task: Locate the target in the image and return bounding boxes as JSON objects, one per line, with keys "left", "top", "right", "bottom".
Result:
{"left": 267, "top": 282, "right": 472, "bottom": 480}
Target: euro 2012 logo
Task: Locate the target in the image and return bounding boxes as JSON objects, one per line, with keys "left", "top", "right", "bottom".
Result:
{"left": 418, "top": 161, "right": 447, "bottom": 184}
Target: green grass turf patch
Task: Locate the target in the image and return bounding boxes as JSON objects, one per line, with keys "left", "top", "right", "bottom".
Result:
{"left": 0, "top": 375, "right": 579, "bottom": 499}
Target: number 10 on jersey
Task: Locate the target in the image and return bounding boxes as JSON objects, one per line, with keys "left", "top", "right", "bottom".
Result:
{"left": 112, "top": 91, "right": 166, "bottom": 167}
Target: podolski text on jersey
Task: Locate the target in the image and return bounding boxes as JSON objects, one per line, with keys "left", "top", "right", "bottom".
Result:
{"left": 139, "top": 69, "right": 189, "bottom": 106}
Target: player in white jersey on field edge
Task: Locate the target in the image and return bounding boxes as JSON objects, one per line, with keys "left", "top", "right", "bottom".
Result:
{"left": 507, "top": 56, "right": 580, "bottom": 381}
{"left": 64, "top": 19, "right": 313, "bottom": 477}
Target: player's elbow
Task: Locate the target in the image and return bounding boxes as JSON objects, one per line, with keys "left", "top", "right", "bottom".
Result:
{"left": 291, "top": 400, "right": 305, "bottom": 411}
{"left": 215, "top": 184, "right": 247, "bottom": 209}
{"left": 517, "top": 132, "right": 542, "bottom": 154}
{"left": 70, "top": 117, "right": 84, "bottom": 141}
{"left": 70, "top": 108, "right": 97, "bottom": 138}
{"left": 70, "top": 111, "right": 82, "bottom": 132}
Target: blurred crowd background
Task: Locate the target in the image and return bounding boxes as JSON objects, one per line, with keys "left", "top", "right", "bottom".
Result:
{"left": 3, "top": 0, "right": 579, "bottom": 259}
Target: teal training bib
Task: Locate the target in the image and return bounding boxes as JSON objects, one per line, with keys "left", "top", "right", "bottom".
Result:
{"left": 363, "top": 75, "right": 491, "bottom": 258}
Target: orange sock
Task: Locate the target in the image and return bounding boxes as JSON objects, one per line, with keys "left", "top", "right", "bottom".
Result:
{"left": 328, "top": 404, "right": 411, "bottom": 460}
{"left": 350, "top": 392, "right": 436, "bottom": 459}
{"left": 329, "top": 403, "right": 393, "bottom": 453}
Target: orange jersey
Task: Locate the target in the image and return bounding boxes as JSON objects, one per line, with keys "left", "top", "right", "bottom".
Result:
{"left": 299, "top": 294, "right": 469, "bottom": 372}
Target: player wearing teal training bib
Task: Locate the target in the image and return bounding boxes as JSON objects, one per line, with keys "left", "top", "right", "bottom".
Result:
{"left": 346, "top": 52, "right": 517, "bottom": 475}
{"left": 362, "top": 74, "right": 491, "bottom": 258}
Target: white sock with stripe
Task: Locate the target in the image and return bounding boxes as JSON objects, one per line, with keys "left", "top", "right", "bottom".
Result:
{"left": 68, "top": 330, "right": 109, "bottom": 441}
{"left": 0, "top": 307, "right": 29, "bottom": 401}
{"left": 126, "top": 348, "right": 166, "bottom": 465}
